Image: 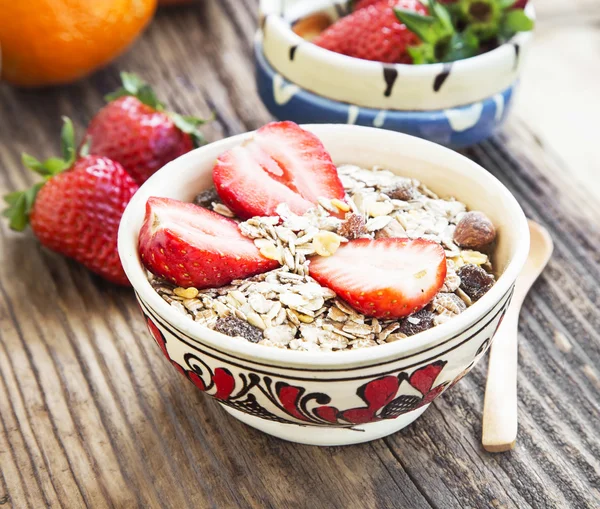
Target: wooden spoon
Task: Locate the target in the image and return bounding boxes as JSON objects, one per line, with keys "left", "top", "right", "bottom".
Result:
{"left": 482, "top": 220, "right": 554, "bottom": 453}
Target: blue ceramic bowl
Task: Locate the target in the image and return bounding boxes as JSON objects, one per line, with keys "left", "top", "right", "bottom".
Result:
{"left": 255, "top": 38, "right": 514, "bottom": 148}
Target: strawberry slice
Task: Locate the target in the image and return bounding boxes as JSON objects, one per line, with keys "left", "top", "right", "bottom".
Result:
{"left": 212, "top": 121, "right": 345, "bottom": 219}
{"left": 309, "top": 238, "right": 446, "bottom": 319}
{"left": 139, "top": 197, "right": 279, "bottom": 288}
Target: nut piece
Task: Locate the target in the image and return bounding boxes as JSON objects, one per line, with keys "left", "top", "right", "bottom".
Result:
{"left": 461, "top": 250, "right": 488, "bottom": 266}
{"left": 386, "top": 181, "right": 416, "bottom": 201}
{"left": 313, "top": 231, "right": 342, "bottom": 257}
{"left": 214, "top": 317, "right": 263, "bottom": 343}
{"left": 331, "top": 198, "right": 350, "bottom": 212}
{"left": 338, "top": 213, "right": 367, "bottom": 240}
{"left": 367, "top": 201, "right": 394, "bottom": 218}
{"left": 173, "top": 287, "right": 199, "bottom": 299}
{"left": 453, "top": 211, "right": 496, "bottom": 249}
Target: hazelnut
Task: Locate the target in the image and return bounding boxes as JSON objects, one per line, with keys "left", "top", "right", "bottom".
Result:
{"left": 453, "top": 211, "right": 496, "bottom": 249}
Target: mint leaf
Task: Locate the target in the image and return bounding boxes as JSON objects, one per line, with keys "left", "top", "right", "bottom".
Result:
{"left": 503, "top": 10, "right": 534, "bottom": 32}
{"left": 395, "top": 8, "right": 437, "bottom": 43}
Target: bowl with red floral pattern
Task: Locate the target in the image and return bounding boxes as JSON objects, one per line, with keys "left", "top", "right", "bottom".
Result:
{"left": 118, "top": 123, "right": 529, "bottom": 446}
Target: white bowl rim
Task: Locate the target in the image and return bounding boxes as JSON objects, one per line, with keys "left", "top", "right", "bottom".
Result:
{"left": 118, "top": 124, "right": 529, "bottom": 368}
{"left": 260, "top": 0, "right": 535, "bottom": 76}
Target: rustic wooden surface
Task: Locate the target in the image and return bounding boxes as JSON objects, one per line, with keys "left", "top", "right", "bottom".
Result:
{"left": 0, "top": 0, "right": 599, "bottom": 508}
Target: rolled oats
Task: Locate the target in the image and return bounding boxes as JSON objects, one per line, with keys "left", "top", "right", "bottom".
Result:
{"left": 150, "top": 165, "right": 497, "bottom": 352}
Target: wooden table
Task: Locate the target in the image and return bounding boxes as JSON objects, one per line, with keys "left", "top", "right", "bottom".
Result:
{"left": 1, "top": 1, "right": 599, "bottom": 507}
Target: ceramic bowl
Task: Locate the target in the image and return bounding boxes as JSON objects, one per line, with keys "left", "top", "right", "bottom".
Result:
{"left": 256, "top": 0, "right": 534, "bottom": 147}
{"left": 118, "top": 125, "right": 529, "bottom": 446}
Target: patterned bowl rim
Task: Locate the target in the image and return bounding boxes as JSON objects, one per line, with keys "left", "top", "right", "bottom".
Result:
{"left": 258, "top": 0, "right": 534, "bottom": 110}
{"left": 118, "top": 124, "right": 530, "bottom": 368}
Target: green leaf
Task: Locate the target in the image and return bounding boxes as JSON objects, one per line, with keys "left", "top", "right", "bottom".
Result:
{"left": 498, "top": 0, "right": 517, "bottom": 9}
{"left": 121, "top": 71, "right": 146, "bottom": 95}
{"left": 502, "top": 9, "right": 534, "bottom": 32}
{"left": 3, "top": 192, "right": 27, "bottom": 231}
{"left": 105, "top": 71, "right": 164, "bottom": 110}
{"left": 407, "top": 44, "right": 436, "bottom": 65}
{"left": 21, "top": 153, "right": 48, "bottom": 176}
{"left": 429, "top": 0, "right": 454, "bottom": 32}
{"left": 79, "top": 137, "right": 91, "bottom": 158}
{"left": 4, "top": 191, "right": 22, "bottom": 206}
{"left": 395, "top": 8, "right": 437, "bottom": 43}
{"left": 60, "top": 117, "right": 76, "bottom": 166}
{"left": 41, "top": 157, "right": 70, "bottom": 175}
{"left": 169, "top": 112, "right": 211, "bottom": 148}
{"left": 104, "top": 88, "right": 130, "bottom": 102}
{"left": 443, "top": 32, "right": 480, "bottom": 62}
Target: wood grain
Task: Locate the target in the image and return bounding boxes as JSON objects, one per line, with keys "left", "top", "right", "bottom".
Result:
{"left": 0, "top": 0, "right": 599, "bottom": 507}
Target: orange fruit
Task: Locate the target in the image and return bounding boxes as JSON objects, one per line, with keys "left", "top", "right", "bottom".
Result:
{"left": 0, "top": 0, "right": 157, "bottom": 87}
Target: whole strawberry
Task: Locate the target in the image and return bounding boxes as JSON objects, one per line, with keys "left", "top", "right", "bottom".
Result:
{"left": 85, "top": 72, "right": 209, "bottom": 185}
{"left": 314, "top": 0, "right": 427, "bottom": 63}
{"left": 3, "top": 118, "right": 138, "bottom": 285}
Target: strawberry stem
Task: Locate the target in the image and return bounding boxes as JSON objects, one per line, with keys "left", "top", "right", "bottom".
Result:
{"left": 105, "top": 72, "right": 211, "bottom": 147}
{"left": 2, "top": 117, "right": 76, "bottom": 231}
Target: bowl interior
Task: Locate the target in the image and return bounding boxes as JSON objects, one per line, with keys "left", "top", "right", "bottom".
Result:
{"left": 119, "top": 125, "right": 529, "bottom": 368}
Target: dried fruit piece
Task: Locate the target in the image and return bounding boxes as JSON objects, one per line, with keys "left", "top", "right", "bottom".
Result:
{"left": 397, "top": 308, "right": 435, "bottom": 337}
{"left": 214, "top": 316, "right": 263, "bottom": 343}
{"left": 386, "top": 181, "right": 416, "bottom": 201}
{"left": 453, "top": 211, "right": 496, "bottom": 250}
{"left": 457, "top": 264, "right": 495, "bottom": 301}
{"left": 338, "top": 213, "right": 367, "bottom": 240}
{"left": 193, "top": 188, "right": 220, "bottom": 208}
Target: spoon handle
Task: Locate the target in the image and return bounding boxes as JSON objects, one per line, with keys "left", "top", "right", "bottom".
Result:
{"left": 482, "top": 303, "right": 519, "bottom": 452}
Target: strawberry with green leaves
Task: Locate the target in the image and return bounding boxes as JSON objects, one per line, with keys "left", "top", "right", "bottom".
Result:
{"left": 85, "top": 72, "right": 209, "bottom": 185}
{"left": 3, "top": 118, "right": 138, "bottom": 285}
{"left": 394, "top": 0, "right": 533, "bottom": 64}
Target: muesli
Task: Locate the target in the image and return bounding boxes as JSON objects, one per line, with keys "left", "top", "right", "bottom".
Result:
{"left": 141, "top": 122, "right": 496, "bottom": 352}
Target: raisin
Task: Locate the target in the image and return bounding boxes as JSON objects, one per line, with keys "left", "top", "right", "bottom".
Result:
{"left": 386, "top": 181, "right": 416, "bottom": 201}
{"left": 457, "top": 264, "right": 495, "bottom": 301}
{"left": 397, "top": 308, "right": 435, "bottom": 337}
{"left": 338, "top": 213, "right": 367, "bottom": 240}
{"left": 214, "top": 317, "right": 263, "bottom": 343}
{"left": 453, "top": 211, "right": 496, "bottom": 250}
{"left": 193, "top": 187, "right": 220, "bottom": 209}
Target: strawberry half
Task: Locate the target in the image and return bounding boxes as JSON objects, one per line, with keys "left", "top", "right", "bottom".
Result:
{"left": 309, "top": 238, "right": 446, "bottom": 319}
{"left": 139, "top": 197, "right": 279, "bottom": 288}
{"left": 212, "top": 121, "right": 345, "bottom": 219}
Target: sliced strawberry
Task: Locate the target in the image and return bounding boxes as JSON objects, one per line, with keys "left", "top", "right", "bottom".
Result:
{"left": 309, "top": 238, "right": 446, "bottom": 319}
{"left": 139, "top": 197, "right": 279, "bottom": 288}
{"left": 212, "top": 121, "right": 345, "bottom": 219}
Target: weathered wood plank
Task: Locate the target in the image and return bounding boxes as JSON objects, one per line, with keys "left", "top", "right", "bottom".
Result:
{"left": 0, "top": 0, "right": 599, "bottom": 508}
